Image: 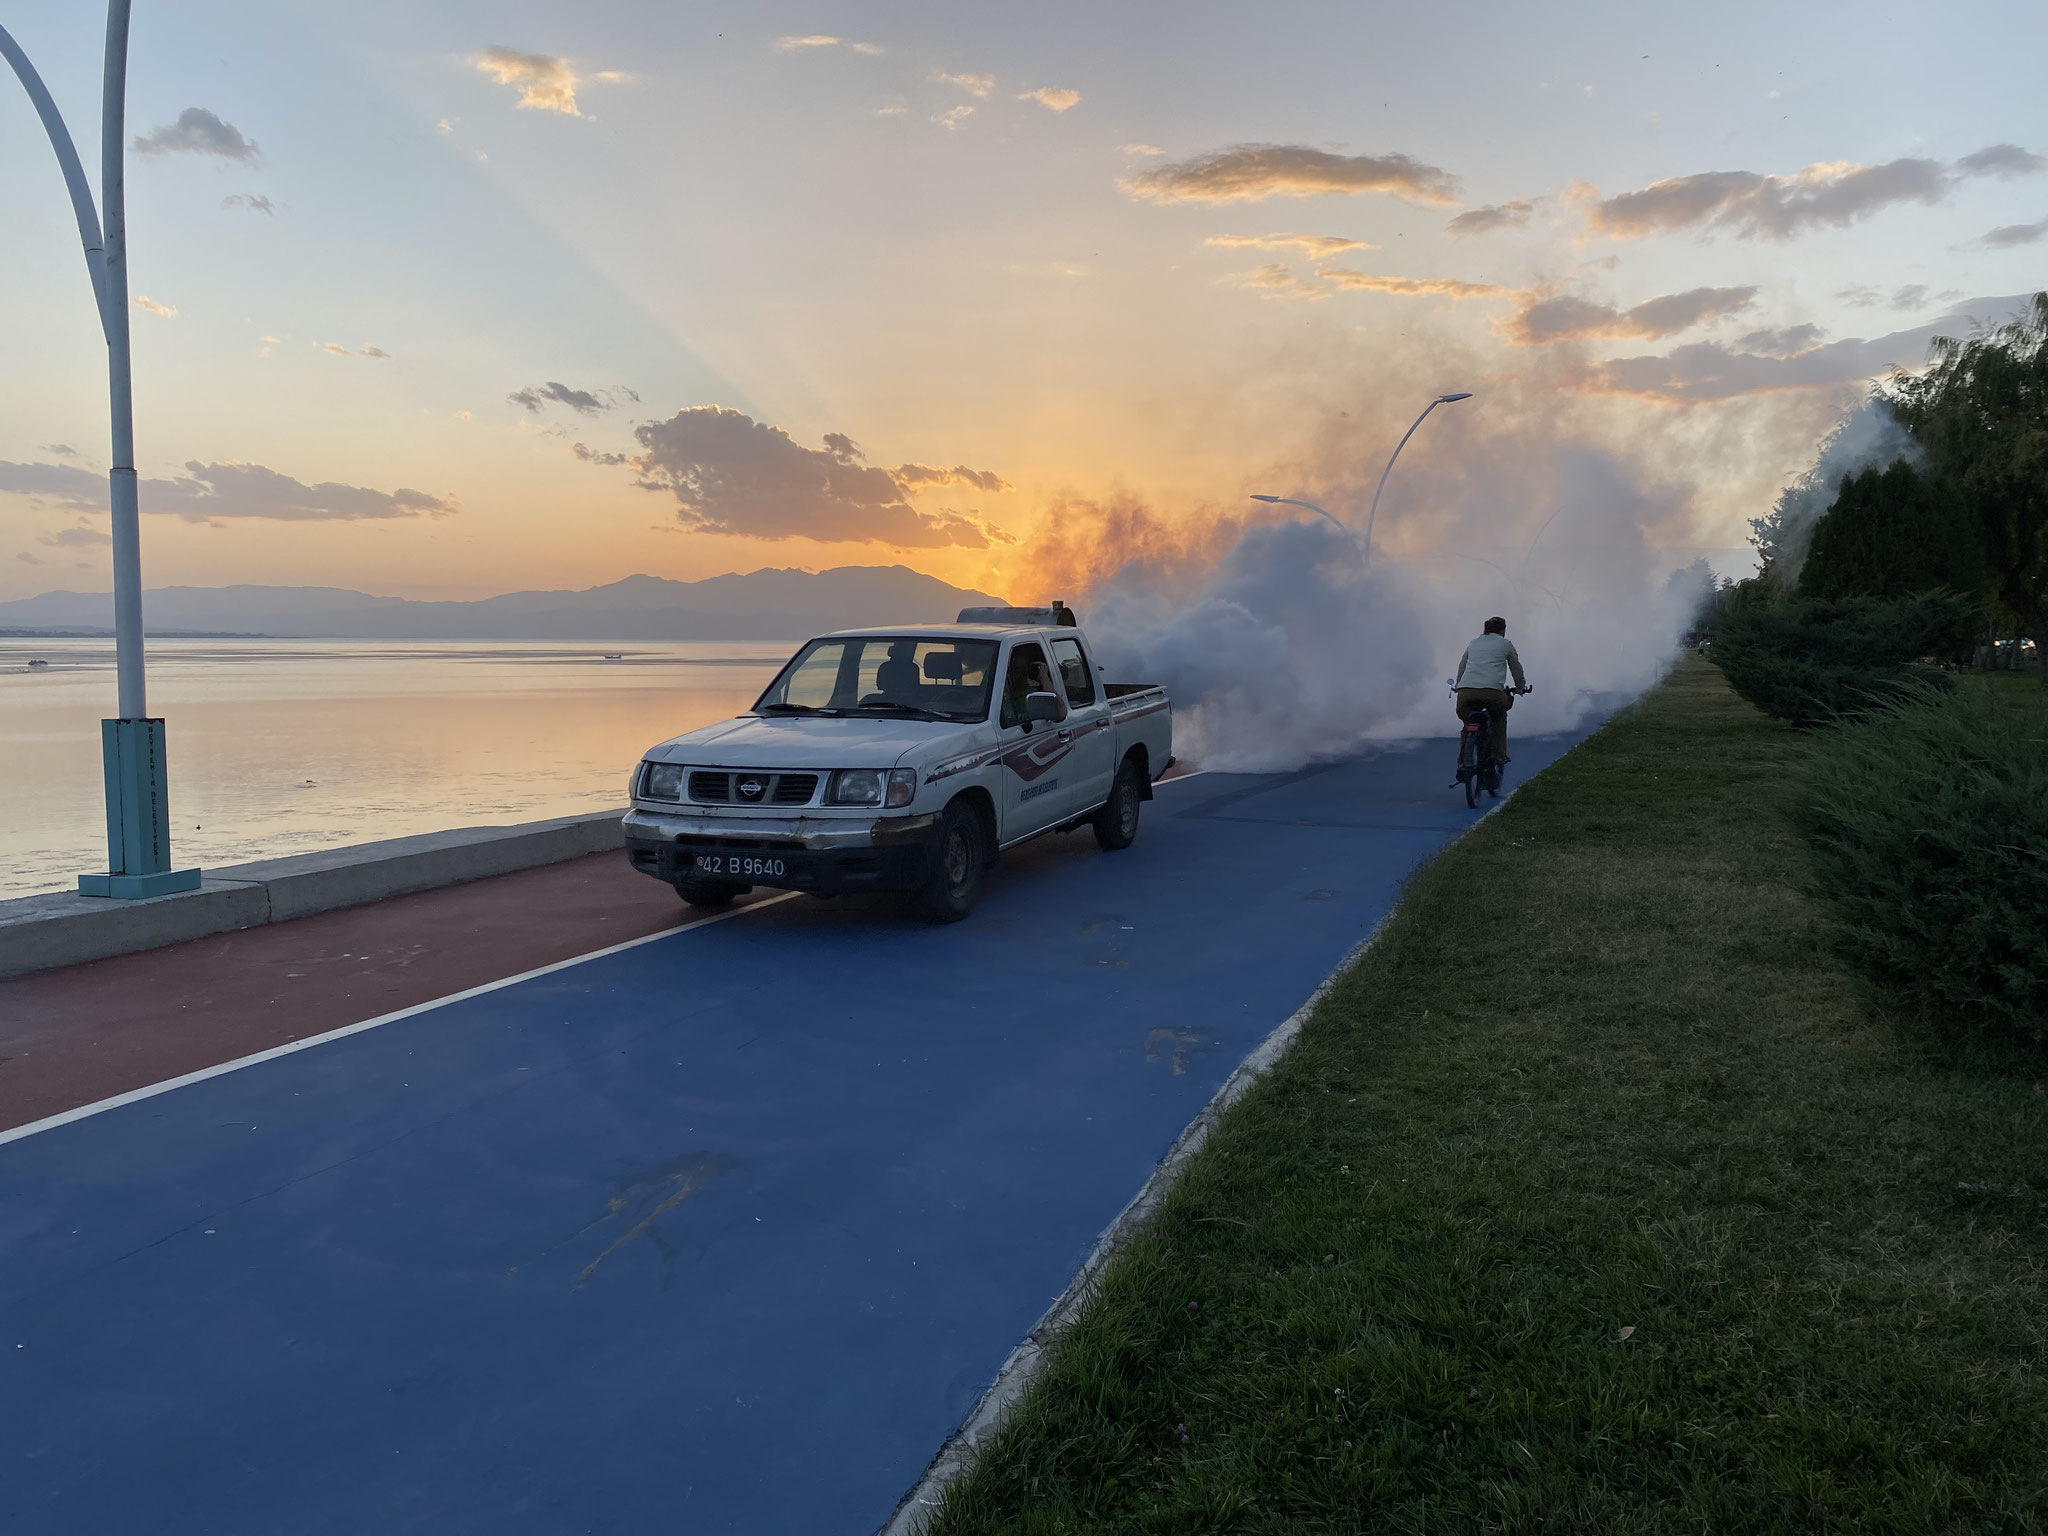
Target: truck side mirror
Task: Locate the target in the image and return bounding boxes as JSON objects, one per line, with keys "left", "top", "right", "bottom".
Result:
{"left": 1023, "top": 691, "right": 1063, "bottom": 725}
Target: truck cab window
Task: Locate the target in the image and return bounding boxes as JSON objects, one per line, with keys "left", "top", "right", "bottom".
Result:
{"left": 1049, "top": 637, "right": 1095, "bottom": 706}
{"left": 999, "top": 642, "right": 1062, "bottom": 729}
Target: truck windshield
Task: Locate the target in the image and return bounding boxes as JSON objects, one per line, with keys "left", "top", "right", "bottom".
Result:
{"left": 754, "top": 637, "right": 1001, "bottom": 722}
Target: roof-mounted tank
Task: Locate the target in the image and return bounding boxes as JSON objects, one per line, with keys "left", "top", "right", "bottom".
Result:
{"left": 954, "top": 599, "right": 1080, "bottom": 627}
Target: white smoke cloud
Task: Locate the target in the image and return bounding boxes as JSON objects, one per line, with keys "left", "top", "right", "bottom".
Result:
{"left": 1025, "top": 428, "right": 1697, "bottom": 771}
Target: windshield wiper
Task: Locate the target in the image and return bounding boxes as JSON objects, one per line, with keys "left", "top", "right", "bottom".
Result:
{"left": 849, "top": 700, "right": 950, "bottom": 720}
{"left": 759, "top": 702, "right": 826, "bottom": 715}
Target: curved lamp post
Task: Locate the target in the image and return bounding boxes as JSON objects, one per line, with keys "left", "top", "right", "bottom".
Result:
{"left": 1363, "top": 391, "right": 1472, "bottom": 566}
{"left": 1248, "top": 494, "right": 1347, "bottom": 531}
{"left": 3, "top": 5, "right": 199, "bottom": 897}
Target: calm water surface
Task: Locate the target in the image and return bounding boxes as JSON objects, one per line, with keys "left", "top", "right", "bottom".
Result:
{"left": 0, "top": 638, "right": 791, "bottom": 899}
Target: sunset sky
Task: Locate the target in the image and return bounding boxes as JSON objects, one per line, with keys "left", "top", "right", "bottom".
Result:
{"left": 1, "top": 0, "right": 2044, "bottom": 603}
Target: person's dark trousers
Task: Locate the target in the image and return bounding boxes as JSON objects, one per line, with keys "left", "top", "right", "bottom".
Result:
{"left": 1455, "top": 686, "right": 1512, "bottom": 761}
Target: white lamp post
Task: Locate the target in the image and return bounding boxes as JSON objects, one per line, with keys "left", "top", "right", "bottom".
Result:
{"left": 3, "top": 4, "right": 199, "bottom": 897}
{"left": 1248, "top": 494, "right": 1347, "bottom": 531}
{"left": 1363, "top": 392, "right": 1472, "bottom": 566}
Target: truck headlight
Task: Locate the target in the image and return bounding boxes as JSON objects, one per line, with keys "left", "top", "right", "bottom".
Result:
{"left": 641, "top": 762, "right": 685, "bottom": 801}
{"left": 827, "top": 768, "right": 885, "bottom": 806}
{"left": 885, "top": 768, "right": 917, "bottom": 809}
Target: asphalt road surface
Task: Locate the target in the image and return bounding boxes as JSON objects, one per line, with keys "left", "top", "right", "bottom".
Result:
{"left": 0, "top": 722, "right": 1601, "bottom": 1535}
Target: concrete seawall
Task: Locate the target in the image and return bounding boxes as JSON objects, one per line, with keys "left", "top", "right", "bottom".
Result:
{"left": 0, "top": 809, "right": 627, "bottom": 981}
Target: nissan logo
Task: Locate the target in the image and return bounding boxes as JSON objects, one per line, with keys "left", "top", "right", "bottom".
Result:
{"left": 737, "top": 777, "right": 766, "bottom": 801}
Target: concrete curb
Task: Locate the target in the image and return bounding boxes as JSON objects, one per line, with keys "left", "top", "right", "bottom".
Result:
{"left": 0, "top": 809, "right": 627, "bottom": 981}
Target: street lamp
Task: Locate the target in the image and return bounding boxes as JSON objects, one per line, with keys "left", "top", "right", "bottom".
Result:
{"left": 1363, "top": 392, "right": 1472, "bottom": 567}
{"left": 3, "top": 5, "right": 199, "bottom": 897}
{"left": 1248, "top": 494, "right": 1347, "bottom": 531}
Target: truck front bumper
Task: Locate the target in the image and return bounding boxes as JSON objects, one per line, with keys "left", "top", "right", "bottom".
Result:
{"left": 621, "top": 807, "right": 943, "bottom": 896}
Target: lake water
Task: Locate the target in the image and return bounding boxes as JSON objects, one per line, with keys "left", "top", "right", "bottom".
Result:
{"left": 0, "top": 638, "right": 793, "bottom": 899}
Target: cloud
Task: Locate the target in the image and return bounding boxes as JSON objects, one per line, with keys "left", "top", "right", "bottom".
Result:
{"left": 130, "top": 107, "right": 258, "bottom": 161}
{"left": 1735, "top": 323, "right": 1826, "bottom": 357}
{"left": 1568, "top": 293, "right": 2037, "bottom": 403}
{"left": 873, "top": 104, "right": 908, "bottom": 117}
{"left": 1122, "top": 143, "right": 1459, "bottom": 206}
{"left": 776, "top": 35, "right": 883, "bottom": 55}
{"left": 1230, "top": 263, "right": 1330, "bottom": 301}
{"left": 1583, "top": 145, "right": 2044, "bottom": 241}
{"left": 933, "top": 105, "right": 973, "bottom": 131}
{"left": 893, "top": 463, "right": 1014, "bottom": 492}
{"left": 360, "top": 346, "right": 391, "bottom": 359}
{"left": 619, "top": 407, "right": 1004, "bottom": 547}
{"left": 1206, "top": 232, "right": 1377, "bottom": 257}
{"left": 1317, "top": 268, "right": 1510, "bottom": 299}
{"left": 1120, "top": 143, "right": 1165, "bottom": 158}
{"left": 14, "top": 552, "right": 39, "bottom": 565}
{"left": 472, "top": 47, "right": 609, "bottom": 115}
{"left": 221, "top": 193, "right": 275, "bottom": 215}
{"left": 41, "top": 444, "right": 80, "bottom": 458}
{"left": 1445, "top": 199, "right": 1534, "bottom": 237}
{"left": 132, "top": 295, "right": 176, "bottom": 318}
{"left": 315, "top": 341, "right": 386, "bottom": 358}
{"left": 40, "top": 524, "right": 111, "bottom": 549}
{"left": 1982, "top": 216, "right": 2048, "bottom": 247}
{"left": 1506, "top": 285, "right": 1756, "bottom": 345}
{"left": 938, "top": 71, "right": 994, "bottom": 97}
{"left": 1019, "top": 87, "right": 1080, "bottom": 112}
{"left": 0, "top": 460, "right": 456, "bottom": 521}
{"left": 1955, "top": 144, "right": 2046, "bottom": 177}
{"left": 508, "top": 380, "right": 621, "bottom": 415}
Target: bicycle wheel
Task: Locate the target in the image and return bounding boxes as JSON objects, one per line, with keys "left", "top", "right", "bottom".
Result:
{"left": 1463, "top": 752, "right": 1484, "bottom": 808}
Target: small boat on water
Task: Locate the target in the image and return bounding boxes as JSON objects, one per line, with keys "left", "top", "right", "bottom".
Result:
{"left": 603, "top": 653, "right": 624, "bottom": 661}
{"left": 26, "top": 658, "right": 50, "bottom": 670}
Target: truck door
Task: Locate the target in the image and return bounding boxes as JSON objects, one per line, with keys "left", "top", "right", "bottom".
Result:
{"left": 1047, "top": 634, "right": 1115, "bottom": 819}
{"left": 994, "top": 640, "right": 1070, "bottom": 841}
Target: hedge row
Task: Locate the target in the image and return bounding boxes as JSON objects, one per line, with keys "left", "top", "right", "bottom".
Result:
{"left": 1787, "top": 682, "right": 2048, "bottom": 1047}
{"left": 1710, "top": 591, "right": 1977, "bottom": 727}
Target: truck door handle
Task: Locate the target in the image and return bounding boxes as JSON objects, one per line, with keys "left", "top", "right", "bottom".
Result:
{"left": 1057, "top": 727, "right": 1072, "bottom": 742}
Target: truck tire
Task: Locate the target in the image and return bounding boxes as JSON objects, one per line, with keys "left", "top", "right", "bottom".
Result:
{"left": 917, "top": 800, "right": 985, "bottom": 922}
{"left": 1093, "top": 757, "right": 1143, "bottom": 851}
{"left": 673, "top": 875, "right": 748, "bottom": 909}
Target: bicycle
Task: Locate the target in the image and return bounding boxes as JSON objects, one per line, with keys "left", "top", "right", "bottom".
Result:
{"left": 1450, "top": 681, "right": 1531, "bottom": 809}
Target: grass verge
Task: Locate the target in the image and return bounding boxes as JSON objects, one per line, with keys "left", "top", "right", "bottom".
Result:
{"left": 929, "top": 655, "right": 2048, "bottom": 1534}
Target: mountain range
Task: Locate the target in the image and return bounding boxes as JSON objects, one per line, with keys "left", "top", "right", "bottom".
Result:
{"left": 0, "top": 566, "right": 1007, "bottom": 641}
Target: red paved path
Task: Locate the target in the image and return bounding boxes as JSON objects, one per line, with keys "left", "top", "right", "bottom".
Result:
{"left": 0, "top": 852, "right": 768, "bottom": 1133}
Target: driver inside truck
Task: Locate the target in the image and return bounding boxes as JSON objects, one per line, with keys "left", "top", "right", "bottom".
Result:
{"left": 1000, "top": 644, "right": 1062, "bottom": 729}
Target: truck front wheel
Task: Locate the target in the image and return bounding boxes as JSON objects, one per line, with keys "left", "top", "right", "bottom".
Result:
{"left": 1093, "top": 757, "right": 1143, "bottom": 851}
{"left": 917, "top": 800, "right": 986, "bottom": 922}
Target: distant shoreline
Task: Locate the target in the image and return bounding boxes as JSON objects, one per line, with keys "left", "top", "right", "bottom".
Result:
{"left": 1, "top": 627, "right": 270, "bottom": 640}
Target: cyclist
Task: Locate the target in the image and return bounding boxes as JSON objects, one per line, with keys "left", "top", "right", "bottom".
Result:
{"left": 1454, "top": 616, "right": 1528, "bottom": 765}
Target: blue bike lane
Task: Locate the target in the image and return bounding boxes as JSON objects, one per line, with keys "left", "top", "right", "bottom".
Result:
{"left": 0, "top": 726, "right": 1598, "bottom": 1534}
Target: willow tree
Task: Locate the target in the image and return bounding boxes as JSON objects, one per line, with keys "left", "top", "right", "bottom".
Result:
{"left": 1885, "top": 292, "right": 2048, "bottom": 682}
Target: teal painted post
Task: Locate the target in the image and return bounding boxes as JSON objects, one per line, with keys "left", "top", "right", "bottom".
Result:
{"left": 78, "top": 719, "right": 199, "bottom": 898}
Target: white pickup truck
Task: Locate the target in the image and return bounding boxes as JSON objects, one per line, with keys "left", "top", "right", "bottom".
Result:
{"left": 622, "top": 603, "right": 1173, "bottom": 920}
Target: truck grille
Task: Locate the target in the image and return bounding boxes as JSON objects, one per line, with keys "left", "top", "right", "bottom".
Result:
{"left": 688, "top": 771, "right": 818, "bottom": 806}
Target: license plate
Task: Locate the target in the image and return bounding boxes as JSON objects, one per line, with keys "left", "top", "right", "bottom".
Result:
{"left": 693, "top": 853, "right": 787, "bottom": 878}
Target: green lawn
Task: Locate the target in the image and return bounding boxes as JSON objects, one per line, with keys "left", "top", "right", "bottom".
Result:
{"left": 929, "top": 656, "right": 2048, "bottom": 1535}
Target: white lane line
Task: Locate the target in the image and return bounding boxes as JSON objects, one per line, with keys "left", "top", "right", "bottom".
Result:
{"left": 0, "top": 892, "right": 802, "bottom": 1150}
